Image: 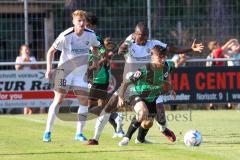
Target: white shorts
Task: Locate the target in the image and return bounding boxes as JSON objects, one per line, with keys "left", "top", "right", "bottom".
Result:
{"left": 54, "top": 65, "right": 88, "bottom": 91}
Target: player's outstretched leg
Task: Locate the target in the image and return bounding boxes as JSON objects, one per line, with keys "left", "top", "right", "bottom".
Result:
{"left": 87, "top": 111, "right": 111, "bottom": 145}
{"left": 43, "top": 91, "right": 65, "bottom": 142}
{"left": 156, "top": 103, "right": 176, "bottom": 142}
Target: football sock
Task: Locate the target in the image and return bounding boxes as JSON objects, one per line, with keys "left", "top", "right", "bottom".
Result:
{"left": 157, "top": 121, "right": 167, "bottom": 132}
{"left": 125, "top": 117, "right": 141, "bottom": 139}
{"left": 137, "top": 126, "right": 149, "bottom": 143}
{"left": 45, "top": 103, "right": 60, "bottom": 132}
{"left": 108, "top": 115, "right": 117, "bottom": 132}
{"left": 93, "top": 112, "right": 111, "bottom": 141}
{"left": 115, "top": 112, "right": 124, "bottom": 133}
{"left": 76, "top": 105, "right": 88, "bottom": 134}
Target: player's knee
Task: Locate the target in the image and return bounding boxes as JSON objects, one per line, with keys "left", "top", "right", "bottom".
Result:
{"left": 135, "top": 107, "right": 148, "bottom": 122}
{"left": 141, "top": 119, "right": 153, "bottom": 129}
{"left": 136, "top": 110, "right": 147, "bottom": 122}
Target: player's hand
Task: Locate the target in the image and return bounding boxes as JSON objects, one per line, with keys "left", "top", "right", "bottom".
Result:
{"left": 89, "top": 63, "right": 97, "bottom": 70}
{"left": 45, "top": 69, "right": 52, "bottom": 79}
{"left": 118, "top": 97, "right": 124, "bottom": 107}
{"left": 191, "top": 39, "right": 204, "bottom": 52}
{"left": 23, "top": 57, "right": 30, "bottom": 62}
{"left": 118, "top": 40, "right": 132, "bottom": 55}
{"left": 120, "top": 44, "right": 128, "bottom": 53}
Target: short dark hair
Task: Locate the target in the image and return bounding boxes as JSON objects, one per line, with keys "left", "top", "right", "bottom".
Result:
{"left": 135, "top": 21, "right": 149, "bottom": 34}
{"left": 104, "top": 37, "right": 116, "bottom": 51}
{"left": 151, "top": 45, "right": 167, "bottom": 56}
{"left": 86, "top": 12, "right": 98, "bottom": 25}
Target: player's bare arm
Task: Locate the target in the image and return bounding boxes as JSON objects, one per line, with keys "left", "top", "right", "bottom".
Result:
{"left": 45, "top": 46, "right": 57, "bottom": 79}
{"left": 118, "top": 81, "right": 131, "bottom": 107}
{"left": 168, "top": 39, "right": 204, "bottom": 54}
{"left": 118, "top": 42, "right": 129, "bottom": 55}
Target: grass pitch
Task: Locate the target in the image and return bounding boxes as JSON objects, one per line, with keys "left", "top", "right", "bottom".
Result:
{"left": 0, "top": 110, "right": 240, "bottom": 160}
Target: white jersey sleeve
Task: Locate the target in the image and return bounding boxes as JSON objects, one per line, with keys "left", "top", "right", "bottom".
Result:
{"left": 125, "top": 34, "right": 134, "bottom": 41}
{"left": 52, "top": 34, "right": 65, "bottom": 51}
{"left": 151, "top": 40, "right": 167, "bottom": 48}
{"left": 90, "top": 33, "right": 100, "bottom": 47}
{"left": 52, "top": 27, "right": 74, "bottom": 51}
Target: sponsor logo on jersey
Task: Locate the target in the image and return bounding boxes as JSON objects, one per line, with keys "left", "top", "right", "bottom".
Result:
{"left": 133, "top": 70, "right": 142, "bottom": 78}
{"left": 164, "top": 72, "right": 168, "bottom": 78}
{"left": 133, "top": 55, "right": 151, "bottom": 61}
{"left": 71, "top": 48, "right": 89, "bottom": 54}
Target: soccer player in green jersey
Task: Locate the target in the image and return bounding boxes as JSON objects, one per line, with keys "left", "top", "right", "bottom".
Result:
{"left": 118, "top": 45, "right": 175, "bottom": 146}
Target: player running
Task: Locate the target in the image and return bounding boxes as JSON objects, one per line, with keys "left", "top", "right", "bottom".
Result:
{"left": 43, "top": 10, "right": 100, "bottom": 142}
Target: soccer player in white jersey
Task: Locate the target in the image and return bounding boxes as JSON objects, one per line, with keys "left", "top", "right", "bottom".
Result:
{"left": 43, "top": 10, "right": 100, "bottom": 142}
{"left": 90, "top": 21, "right": 203, "bottom": 145}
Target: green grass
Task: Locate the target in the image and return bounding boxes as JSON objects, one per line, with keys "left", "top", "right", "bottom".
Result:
{"left": 0, "top": 110, "right": 240, "bottom": 160}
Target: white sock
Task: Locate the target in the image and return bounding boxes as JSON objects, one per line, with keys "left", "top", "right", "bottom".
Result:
{"left": 115, "top": 112, "right": 124, "bottom": 132}
{"left": 45, "top": 102, "right": 60, "bottom": 133}
{"left": 76, "top": 105, "right": 88, "bottom": 135}
{"left": 93, "top": 112, "right": 111, "bottom": 141}
{"left": 157, "top": 122, "right": 168, "bottom": 132}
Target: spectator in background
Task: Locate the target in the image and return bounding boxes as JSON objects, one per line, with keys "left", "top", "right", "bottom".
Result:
{"left": 227, "top": 41, "right": 240, "bottom": 110}
{"left": 207, "top": 39, "right": 238, "bottom": 66}
{"left": 206, "top": 39, "right": 237, "bottom": 109}
{"left": 172, "top": 53, "right": 189, "bottom": 68}
{"left": 206, "top": 52, "right": 213, "bottom": 67}
{"left": 15, "top": 44, "right": 37, "bottom": 115}
{"left": 15, "top": 44, "right": 37, "bottom": 71}
{"left": 227, "top": 40, "right": 240, "bottom": 66}
{"left": 170, "top": 53, "right": 189, "bottom": 110}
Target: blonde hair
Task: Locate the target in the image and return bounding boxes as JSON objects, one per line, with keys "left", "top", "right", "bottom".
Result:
{"left": 19, "top": 44, "right": 29, "bottom": 55}
{"left": 72, "top": 10, "right": 86, "bottom": 19}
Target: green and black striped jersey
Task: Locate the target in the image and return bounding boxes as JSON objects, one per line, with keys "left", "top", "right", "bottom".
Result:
{"left": 127, "top": 61, "right": 174, "bottom": 102}
{"left": 88, "top": 34, "right": 110, "bottom": 84}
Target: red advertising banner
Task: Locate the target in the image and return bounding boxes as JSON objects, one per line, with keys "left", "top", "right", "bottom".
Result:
{"left": 164, "top": 66, "right": 240, "bottom": 104}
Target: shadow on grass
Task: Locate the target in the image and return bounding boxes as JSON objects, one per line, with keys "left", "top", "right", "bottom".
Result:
{"left": 0, "top": 149, "right": 143, "bottom": 156}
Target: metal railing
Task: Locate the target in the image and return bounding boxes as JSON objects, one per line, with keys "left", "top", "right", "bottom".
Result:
{"left": 0, "top": 58, "right": 239, "bottom": 66}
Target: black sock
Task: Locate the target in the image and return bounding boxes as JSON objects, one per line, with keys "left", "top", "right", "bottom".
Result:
{"left": 137, "top": 126, "right": 149, "bottom": 143}
{"left": 125, "top": 118, "right": 141, "bottom": 139}
{"left": 108, "top": 117, "right": 117, "bottom": 132}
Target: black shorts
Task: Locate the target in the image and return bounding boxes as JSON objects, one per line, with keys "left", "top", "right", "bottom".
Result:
{"left": 88, "top": 83, "right": 109, "bottom": 100}
{"left": 129, "top": 95, "right": 157, "bottom": 115}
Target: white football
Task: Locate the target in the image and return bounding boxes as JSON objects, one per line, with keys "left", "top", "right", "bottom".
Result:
{"left": 184, "top": 129, "right": 202, "bottom": 146}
